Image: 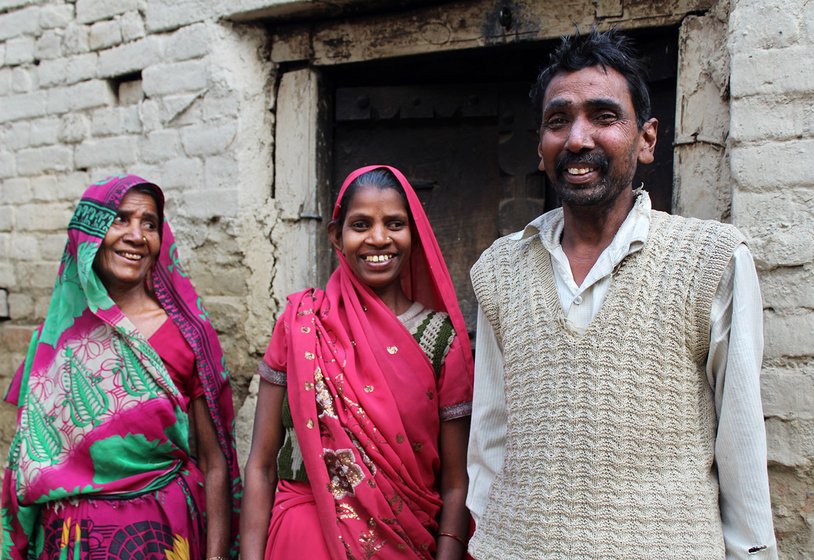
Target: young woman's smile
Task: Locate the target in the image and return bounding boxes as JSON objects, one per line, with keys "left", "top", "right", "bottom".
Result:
{"left": 331, "top": 185, "right": 412, "bottom": 299}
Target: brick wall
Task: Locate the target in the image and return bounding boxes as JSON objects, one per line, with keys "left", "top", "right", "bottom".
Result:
{"left": 728, "top": 1, "right": 814, "bottom": 557}
{"left": 0, "top": 1, "right": 277, "bottom": 463}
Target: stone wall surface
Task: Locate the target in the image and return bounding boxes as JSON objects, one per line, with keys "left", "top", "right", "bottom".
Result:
{"left": 0, "top": 0, "right": 811, "bottom": 557}
{"left": 728, "top": 1, "right": 814, "bottom": 557}
{"left": 0, "top": 0, "right": 278, "bottom": 485}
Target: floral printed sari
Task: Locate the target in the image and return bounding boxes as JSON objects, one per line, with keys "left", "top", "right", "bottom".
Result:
{"left": 2, "top": 175, "right": 241, "bottom": 559}
{"left": 262, "top": 166, "right": 474, "bottom": 559}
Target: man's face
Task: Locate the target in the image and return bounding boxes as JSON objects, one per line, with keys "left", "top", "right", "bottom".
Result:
{"left": 537, "top": 65, "right": 658, "bottom": 208}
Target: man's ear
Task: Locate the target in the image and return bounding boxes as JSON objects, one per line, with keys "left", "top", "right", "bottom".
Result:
{"left": 537, "top": 140, "right": 545, "bottom": 172}
{"left": 328, "top": 221, "right": 343, "bottom": 252}
{"left": 637, "top": 117, "right": 659, "bottom": 165}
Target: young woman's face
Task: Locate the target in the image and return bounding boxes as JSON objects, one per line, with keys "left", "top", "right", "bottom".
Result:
{"left": 93, "top": 189, "right": 161, "bottom": 295}
{"left": 331, "top": 184, "right": 412, "bottom": 296}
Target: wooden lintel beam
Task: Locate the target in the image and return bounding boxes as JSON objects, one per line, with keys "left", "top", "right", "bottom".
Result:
{"left": 271, "top": 0, "right": 714, "bottom": 64}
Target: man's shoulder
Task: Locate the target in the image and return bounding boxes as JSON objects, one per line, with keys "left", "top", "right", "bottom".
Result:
{"left": 480, "top": 208, "right": 559, "bottom": 256}
{"left": 476, "top": 228, "right": 534, "bottom": 266}
{"left": 485, "top": 230, "right": 526, "bottom": 252}
{"left": 649, "top": 210, "right": 745, "bottom": 243}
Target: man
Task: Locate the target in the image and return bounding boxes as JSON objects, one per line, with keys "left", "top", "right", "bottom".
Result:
{"left": 467, "top": 29, "right": 776, "bottom": 559}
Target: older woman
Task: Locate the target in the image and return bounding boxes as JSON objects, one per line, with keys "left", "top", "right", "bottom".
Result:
{"left": 2, "top": 175, "right": 241, "bottom": 559}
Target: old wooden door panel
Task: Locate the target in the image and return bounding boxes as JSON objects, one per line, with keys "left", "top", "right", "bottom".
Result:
{"left": 333, "top": 86, "right": 516, "bottom": 335}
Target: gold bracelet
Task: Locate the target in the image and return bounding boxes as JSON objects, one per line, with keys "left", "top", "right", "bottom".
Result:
{"left": 438, "top": 531, "right": 467, "bottom": 546}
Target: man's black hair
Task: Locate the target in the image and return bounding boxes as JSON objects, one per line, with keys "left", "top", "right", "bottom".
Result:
{"left": 531, "top": 28, "right": 652, "bottom": 128}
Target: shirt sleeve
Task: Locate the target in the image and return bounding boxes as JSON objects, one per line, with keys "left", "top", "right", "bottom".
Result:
{"left": 707, "top": 244, "right": 777, "bottom": 560}
{"left": 259, "top": 315, "right": 288, "bottom": 386}
{"left": 466, "top": 306, "right": 508, "bottom": 524}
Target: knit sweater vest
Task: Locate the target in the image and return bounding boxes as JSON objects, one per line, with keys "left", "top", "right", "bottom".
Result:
{"left": 469, "top": 210, "right": 743, "bottom": 560}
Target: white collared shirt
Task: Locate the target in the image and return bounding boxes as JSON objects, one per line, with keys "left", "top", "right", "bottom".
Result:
{"left": 467, "top": 192, "right": 777, "bottom": 559}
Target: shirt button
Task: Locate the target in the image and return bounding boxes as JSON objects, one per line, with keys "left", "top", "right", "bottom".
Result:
{"left": 573, "top": 295, "right": 583, "bottom": 305}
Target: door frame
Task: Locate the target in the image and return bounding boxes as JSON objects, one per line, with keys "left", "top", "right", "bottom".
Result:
{"left": 269, "top": 0, "right": 730, "bottom": 293}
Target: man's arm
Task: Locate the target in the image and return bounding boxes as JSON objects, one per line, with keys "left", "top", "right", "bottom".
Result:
{"left": 708, "top": 244, "right": 777, "bottom": 560}
{"left": 466, "top": 306, "right": 508, "bottom": 524}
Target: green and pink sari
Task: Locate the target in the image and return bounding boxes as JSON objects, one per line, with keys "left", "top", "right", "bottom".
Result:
{"left": 2, "top": 175, "right": 241, "bottom": 559}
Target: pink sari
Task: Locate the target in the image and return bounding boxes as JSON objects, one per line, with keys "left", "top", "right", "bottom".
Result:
{"left": 262, "top": 166, "right": 473, "bottom": 559}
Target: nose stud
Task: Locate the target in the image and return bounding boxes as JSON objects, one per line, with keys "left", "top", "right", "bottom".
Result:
{"left": 386, "top": 236, "right": 392, "bottom": 242}
{"left": 142, "top": 236, "right": 148, "bottom": 243}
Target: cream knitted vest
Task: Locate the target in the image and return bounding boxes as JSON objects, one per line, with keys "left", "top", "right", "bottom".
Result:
{"left": 469, "top": 210, "right": 743, "bottom": 560}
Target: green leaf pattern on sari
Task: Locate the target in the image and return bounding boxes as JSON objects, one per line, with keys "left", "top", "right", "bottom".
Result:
{"left": 220, "top": 355, "right": 229, "bottom": 380}
{"left": 22, "top": 398, "right": 61, "bottom": 464}
{"left": 35, "top": 485, "right": 95, "bottom": 504}
{"left": 168, "top": 243, "right": 188, "bottom": 278}
{"left": 63, "top": 347, "right": 110, "bottom": 428}
{"left": 196, "top": 297, "right": 209, "bottom": 322}
{"left": 114, "top": 336, "right": 161, "bottom": 398}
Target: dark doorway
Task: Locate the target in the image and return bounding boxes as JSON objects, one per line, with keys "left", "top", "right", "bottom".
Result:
{"left": 324, "top": 27, "right": 678, "bottom": 335}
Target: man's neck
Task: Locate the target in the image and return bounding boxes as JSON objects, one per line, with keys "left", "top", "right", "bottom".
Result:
{"left": 560, "top": 189, "right": 635, "bottom": 286}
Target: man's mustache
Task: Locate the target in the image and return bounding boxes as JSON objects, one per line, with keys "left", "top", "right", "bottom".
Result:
{"left": 555, "top": 151, "right": 610, "bottom": 175}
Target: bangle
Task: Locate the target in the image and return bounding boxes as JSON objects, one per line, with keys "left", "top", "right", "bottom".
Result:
{"left": 207, "top": 557, "right": 228, "bottom": 560}
{"left": 438, "top": 531, "right": 467, "bottom": 546}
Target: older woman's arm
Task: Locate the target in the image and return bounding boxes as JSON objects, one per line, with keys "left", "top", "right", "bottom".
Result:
{"left": 191, "top": 396, "right": 230, "bottom": 558}
{"left": 240, "top": 380, "right": 286, "bottom": 560}
{"left": 436, "top": 416, "right": 471, "bottom": 560}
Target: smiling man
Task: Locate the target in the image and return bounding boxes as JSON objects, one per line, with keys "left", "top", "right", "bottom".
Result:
{"left": 467, "top": 30, "right": 777, "bottom": 560}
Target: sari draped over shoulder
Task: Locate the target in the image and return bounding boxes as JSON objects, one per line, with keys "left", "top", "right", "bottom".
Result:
{"left": 1, "top": 175, "right": 241, "bottom": 559}
{"left": 262, "top": 166, "right": 474, "bottom": 559}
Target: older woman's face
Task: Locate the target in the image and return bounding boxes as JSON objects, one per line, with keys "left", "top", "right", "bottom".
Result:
{"left": 93, "top": 189, "right": 161, "bottom": 296}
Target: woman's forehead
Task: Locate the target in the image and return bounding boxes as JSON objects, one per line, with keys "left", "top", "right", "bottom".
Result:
{"left": 120, "top": 189, "right": 159, "bottom": 212}
{"left": 344, "top": 184, "right": 408, "bottom": 214}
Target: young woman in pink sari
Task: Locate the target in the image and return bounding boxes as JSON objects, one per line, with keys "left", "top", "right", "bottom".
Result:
{"left": 2, "top": 175, "right": 241, "bottom": 559}
{"left": 241, "top": 166, "right": 474, "bottom": 559}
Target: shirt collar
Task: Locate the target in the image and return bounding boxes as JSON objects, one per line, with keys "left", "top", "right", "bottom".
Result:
{"left": 517, "top": 188, "right": 652, "bottom": 260}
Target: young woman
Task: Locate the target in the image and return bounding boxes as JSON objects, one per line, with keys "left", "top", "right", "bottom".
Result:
{"left": 2, "top": 174, "right": 241, "bottom": 559}
{"left": 242, "top": 166, "right": 473, "bottom": 559}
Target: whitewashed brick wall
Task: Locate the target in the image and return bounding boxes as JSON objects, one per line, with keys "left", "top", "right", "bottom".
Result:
{"left": 728, "top": 1, "right": 814, "bottom": 557}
